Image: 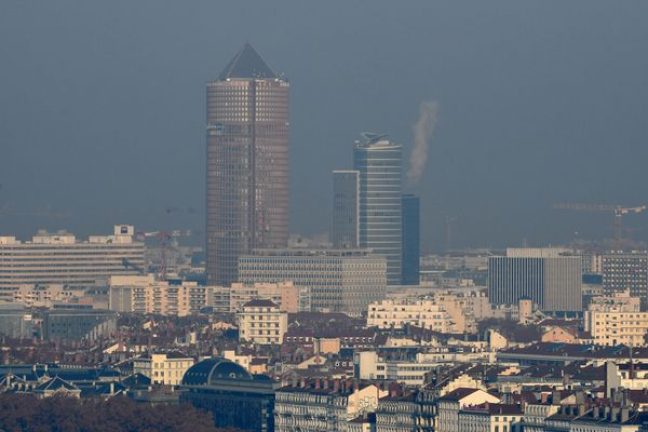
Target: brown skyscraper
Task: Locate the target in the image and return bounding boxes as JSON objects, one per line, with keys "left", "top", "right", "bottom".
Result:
{"left": 206, "top": 44, "right": 289, "bottom": 284}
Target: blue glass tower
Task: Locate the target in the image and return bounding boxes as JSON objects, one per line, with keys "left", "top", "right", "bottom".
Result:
{"left": 353, "top": 133, "right": 402, "bottom": 285}
{"left": 401, "top": 194, "right": 420, "bottom": 285}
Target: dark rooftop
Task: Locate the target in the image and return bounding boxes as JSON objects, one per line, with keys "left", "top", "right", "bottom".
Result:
{"left": 243, "top": 299, "right": 279, "bottom": 308}
{"left": 218, "top": 43, "right": 278, "bottom": 80}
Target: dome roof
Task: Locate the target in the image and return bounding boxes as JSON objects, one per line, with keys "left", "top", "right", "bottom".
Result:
{"left": 182, "top": 358, "right": 252, "bottom": 386}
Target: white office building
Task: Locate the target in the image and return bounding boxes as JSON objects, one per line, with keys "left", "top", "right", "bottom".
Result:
{"left": 0, "top": 225, "right": 145, "bottom": 297}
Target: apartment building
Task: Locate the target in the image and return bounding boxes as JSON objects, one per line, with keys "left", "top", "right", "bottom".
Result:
{"left": 436, "top": 388, "right": 501, "bottom": 432}
{"left": 133, "top": 351, "right": 194, "bottom": 386}
{"left": 0, "top": 225, "right": 145, "bottom": 296}
{"left": 237, "top": 299, "right": 288, "bottom": 345}
{"left": 108, "top": 275, "right": 207, "bottom": 317}
{"left": 211, "top": 281, "right": 311, "bottom": 313}
{"left": 354, "top": 351, "right": 488, "bottom": 386}
{"left": 458, "top": 403, "right": 523, "bottom": 432}
{"left": 8, "top": 284, "right": 84, "bottom": 308}
{"left": 366, "top": 299, "right": 454, "bottom": 333}
{"left": 584, "top": 292, "right": 648, "bottom": 346}
{"left": 274, "top": 379, "right": 386, "bottom": 432}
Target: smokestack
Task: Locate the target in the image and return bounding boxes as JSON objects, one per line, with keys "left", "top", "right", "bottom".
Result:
{"left": 407, "top": 100, "right": 439, "bottom": 185}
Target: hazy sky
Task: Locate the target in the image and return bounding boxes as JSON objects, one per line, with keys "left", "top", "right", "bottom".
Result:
{"left": 1, "top": 1, "right": 648, "bottom": 251}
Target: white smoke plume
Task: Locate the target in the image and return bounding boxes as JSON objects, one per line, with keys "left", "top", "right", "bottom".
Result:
{"left": 408, "top": 100, "right": 439, "bottom": 184}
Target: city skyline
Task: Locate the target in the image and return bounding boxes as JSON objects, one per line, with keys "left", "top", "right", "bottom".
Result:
{"left": 1, "top": 2, "right": 648, "bottom": 251}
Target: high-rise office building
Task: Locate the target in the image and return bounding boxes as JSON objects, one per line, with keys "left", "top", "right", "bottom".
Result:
{"left": 401, "top": 194, "right": 420, "bottom": 285}
{"left": 331, "top": 170, "right": 359, "bottom": 248}
{"left": 353, "top": 133, "right": 402, "bottom": 285}
{"left": 206, "top": 43, "right": 289, "bottom": 285}
{"left": 602, "top": 251, "right": 648, "bottom": 309}
{"left": 488, "top": 248, "right": 582, "bottom": 312}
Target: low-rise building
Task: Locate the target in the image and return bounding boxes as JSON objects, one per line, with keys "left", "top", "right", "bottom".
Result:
{"left": 274, "top": 379, "right": 386, "bottom": 432}
{"left": 436, "top": 388, "right": 501, "bottom": 432}
{"left": 237, "top": 299, "right": 288, "bottom": 345}
{"left": 0, "top": 303, "right": 34, "bottom": 338}
{"left": 132, "top": 351, "right": 194, "bottom": 386}
{"left": 458, "top": 403, "right": 523, "bottom": 432}
{"left": 41, "top": 304, "right": 116, "bottom": 343}
{"left": 367, "top": 299, "right": 453, "bottom": 333}
{"left": 354, "top": 351, "right": 488, "bottom": 387}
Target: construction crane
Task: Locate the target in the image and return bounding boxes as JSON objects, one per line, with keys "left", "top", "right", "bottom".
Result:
{"left": 553, "top": 203, "right": 647, "bottom": 247}
{"left": 136, "top": 230, "right": 192, "bottom": 280}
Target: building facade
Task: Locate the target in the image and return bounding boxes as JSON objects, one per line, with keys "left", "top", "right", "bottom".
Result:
{"left": 332, "top": 170, "right": 360, "bottom": 249}
{"left": 488, "top": 248, "right": 582, "bottom": 312}
{"left": 109, "top": 275, "right": 208, "bottom": 317}
{"left": 132, "top": 352, "right": 194, "bottom": 386}
{"left": 366, "top": 299, "right": 453, "bottom": 333}
{"left": 41, "top": 305, "right": 116, "bottom": 343}
{"left": 274, "top": 379, "right": 385, "bottom": 432}
{"left": 0, "top": 225, "right": 145, "bottom": 295}
{"left": 353, "top": 133, "right": 403, "bottom": 285}
{"left": 206, "top": 43, "right": 290, "bottom": 285}
{"left": 211, "top": 281, "right": 310, "bottom": 313}
{"left": 239, "top": 248, "right": 387, "bottom": 315}
{"left": 602, "top": 252, "right": 648, "bottom": 309}
{"left": 401, "top": 194, "right": 420, "bottom": 285}
{"left": 237, "top": 299, "right": 288, "bottom": 345}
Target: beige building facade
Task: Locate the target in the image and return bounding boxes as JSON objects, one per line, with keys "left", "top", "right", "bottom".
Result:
{"left": 109, "top": 275, "right": 208, "bottom": 317}
{"left": 367, "top": 299, "right": 455, "bottom": 333}
{"left": 133, "top": 352, "right": 194, "bottom": 386}
{"left": 211, "top": 281, "right": 310, "bottom": 313}
{"left": 237, "top": 299, "right": 288, "bottom": 345}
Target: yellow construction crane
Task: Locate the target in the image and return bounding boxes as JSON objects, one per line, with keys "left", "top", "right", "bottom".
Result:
{"left": 554, "top": 202, "right": 647, "bottom": 247}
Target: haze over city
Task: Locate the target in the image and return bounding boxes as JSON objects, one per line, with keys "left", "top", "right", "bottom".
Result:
{"left": 2, "top": 1, "right": 648, "bottom": 250}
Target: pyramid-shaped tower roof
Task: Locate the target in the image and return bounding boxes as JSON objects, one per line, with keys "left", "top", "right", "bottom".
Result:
{"left": 218, "top": 43, "right": 278, "bottom": 80}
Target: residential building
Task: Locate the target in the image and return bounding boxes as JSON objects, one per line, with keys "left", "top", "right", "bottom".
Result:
{"left": 8, "top": 284, "right": 84, "bottom": 308}
{"left": 488, "top": 248, "right": 582, "bottom": 312}
{"left": 375, "top": 389, "right": 420, "bottom": 432}
{"left": 274, "top": 379, "right": 386, "bottom": 432}
{"left": 237, "top": 299, "right": 288, "bottom": 345}
{"left": 606, "top": 361, "right": 648, "bottom": 396}
{"left": 366, "top": 299, "right": 453, "bottom": 333}
{"left": 41, "top": 305, "right": 116, "bottom": 343}
{"left": 181, "top": 358, "right": 277, "bottom": 432}
{"left": 584, "top": 309, "right": 648, "bottom": 346}
{"left": 436, "top": 388, "right": 501, "bottom": 432}
{"left": 354, "top": 351, "right": 488, "bottom": 386}
{"left": 239, "top": 248, "right": 386, "bottom": 315}
{"left": 587, "top": 290, "right": 641, "bottom": 313}
{"left": 206, "top": 43, "right": 290, "bottom": 285}
{"left": 602, "top": 252, "right": 648, "bottom": 309}
{"left": 353, "top": 133, "right": 403, "bottom": 285}
{"left": 108, "top": 275, "right": 208, "bottom": 316}
{"left": 211, "top": 281, "right": 310, "bottom": 313}
{"left": 332, "top": 170, "right": 360, "bottom": 248}
{"left": 401, "top": 194, "right": 420, "bottom": 285}
{"left": 0, "top": 225, "right": 145, "bottom": 297}
{"left": 132, "top": 351, "right": 194, "bottom": 386}
{"left": 458, "top": 403, "right": 524, "bottom": 432}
